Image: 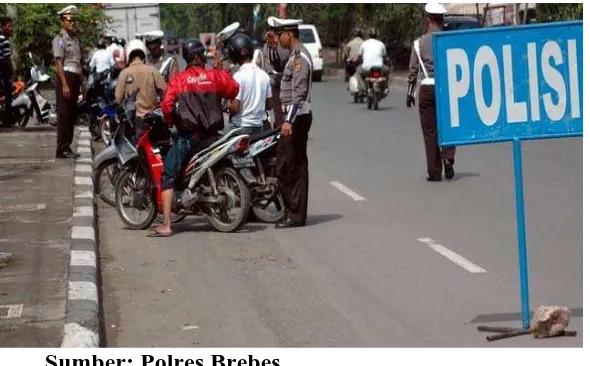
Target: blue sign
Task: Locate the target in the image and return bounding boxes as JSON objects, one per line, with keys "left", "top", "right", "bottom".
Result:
{"left": 433, "top": 21, "right": 583, "bottom": 147}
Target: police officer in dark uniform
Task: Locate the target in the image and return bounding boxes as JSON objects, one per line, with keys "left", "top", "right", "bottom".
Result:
{"left": 53, "top": 5, "right": 82, "bottom": 159}
{"left": 407, "top": 3, "right": 455, "bottom": 181}
{"left": 272, "top": 18, "right": 313, "bottom": 229}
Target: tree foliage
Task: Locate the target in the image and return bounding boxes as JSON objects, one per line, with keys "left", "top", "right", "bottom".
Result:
{"left": 536, "top": 3, "right": 583, "bottom": 22}
{"left": 2, "top": 3, "right": 110, "bottom": 74}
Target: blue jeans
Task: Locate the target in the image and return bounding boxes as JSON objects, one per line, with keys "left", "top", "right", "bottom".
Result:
{"left": 162, "top": 133, "right": 198, "bottom": 190}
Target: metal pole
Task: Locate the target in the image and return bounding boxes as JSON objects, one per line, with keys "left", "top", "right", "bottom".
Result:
{"left": 512, "top": 138, "right": 531, "bottom": 329}
{"left": 513, "top": 3, "right": 518, "bottom": 25}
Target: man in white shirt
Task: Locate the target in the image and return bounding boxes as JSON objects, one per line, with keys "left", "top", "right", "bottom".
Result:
{"left": 222, "top": 34, "right": 272, "bottom": 135}
{"left": 357, "top": 28, "right": 390, "bottom": 93}
{"left": 89, "top": 40, "right": 115, "bottom": 74}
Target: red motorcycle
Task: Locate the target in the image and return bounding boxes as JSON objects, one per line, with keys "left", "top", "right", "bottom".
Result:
{"left": 113, "top": 109, "right": 256, "bottom": 233}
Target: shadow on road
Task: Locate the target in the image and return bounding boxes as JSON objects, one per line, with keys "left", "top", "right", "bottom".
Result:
{"left": 305, "top": 214, "right": 343, "bottom": 227}
{"left": 469, "top": 308, "right": 583, "bottom": 324}
{"left": 453, "top": 172, "right": 481, "bottom": 181}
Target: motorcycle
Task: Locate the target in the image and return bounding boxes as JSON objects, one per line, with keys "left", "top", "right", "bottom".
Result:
{"left": 365, "top": 67, "right": 388, "bottom": 111}
{"left": 8, "top": 53, "right": 57, "bottom": 128}
{"left": 78, "top": 66, "right": 117, "bottom": 144}
{"left": 345, "top": 60, "right": 364, "bottom": 104}
{"left": 113, "top": 109, "right": 255, "bottom": 233}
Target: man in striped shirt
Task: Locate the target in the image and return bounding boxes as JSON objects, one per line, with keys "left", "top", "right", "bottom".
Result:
{"left": 0, "top": 16, "right": 13, "bottom": 127}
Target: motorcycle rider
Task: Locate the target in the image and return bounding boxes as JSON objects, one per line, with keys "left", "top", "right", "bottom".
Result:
{"left": 89, "top": 39, "right": 115, "bottom": 74}
{"left": 149, "top": 39, "right": 239, "bottom": 238}
{"left": 357, "top": 28, "right": 390, "bottom": 96}
{"left": 115, "top": 37, "right": 127, "bottom": 70}
{"left": 144, "top": 30, "right": 179, "bottom": 83}
{"left": 114, "top": 39, "right": 166, "bottom": 140}
{"left": 221, "top": 33, "right": 272, "bottom": 136}
{"left": 342, "top": 27, "right": 363, "bottom": 82}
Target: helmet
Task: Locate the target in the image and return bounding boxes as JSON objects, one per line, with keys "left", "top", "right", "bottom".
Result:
{"left": 251, "top": 39, "right": 261, "bottom": 50}
{"left": 368, "top": 28, "right": 378, "bottom": 38}
{"left": 125, "top": 39, "right": 148, "bottom": 64}
{"left": 97, "top": 39, "right": 108, "bottom": 49}
{"left": 181, "top": 38, "right": 206, "bottom": 64}
{"left": 117, "top": 38, "right": 126, "bottom": 48}
{"left": 227, "top": 34, "right": 254, "bottom": 65}
{"left": 107, "top": 36, "right": 118, "bottom": 44}
{"left": 352, "top": 26, "right": 362, "bottom": 38}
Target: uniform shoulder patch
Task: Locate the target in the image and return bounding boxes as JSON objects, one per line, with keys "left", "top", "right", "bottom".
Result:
{"left": 125, "top": 74, "right": 135, "bottom": 85}
{"left": 57, "top": 38, "right": 64, "bottom": 48}
{"left": 294, "top": 58, "right": 302, "bottom": 72}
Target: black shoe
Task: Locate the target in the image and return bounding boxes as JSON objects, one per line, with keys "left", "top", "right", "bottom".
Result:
{"left": 275, "top": 218, "right": 304, "bottom": 229}
{"left": 444, "top": 159, "right": 455, "bottom": 180}
{"left": 56, "top": 151, "right": 80, "bottom": 159}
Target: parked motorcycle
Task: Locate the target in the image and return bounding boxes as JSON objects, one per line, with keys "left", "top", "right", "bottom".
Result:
{"left": 365, "top": 67, "right": 387, "bottom": 111}
{"left": 114, "top": 109, "right": 254, "bottom": 232}
{"left": 8, "top": 53, "right": 57, "bottom": 128}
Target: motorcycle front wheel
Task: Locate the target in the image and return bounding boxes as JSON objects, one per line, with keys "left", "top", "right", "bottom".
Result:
{"left": 93, "top": 158, "right": 121, "bottom": 207}
{"left": 115, "top": 168, "right": 157, "bottom": 230}
{"left": 203, "top": 167, "right": 251, "bottom": 233}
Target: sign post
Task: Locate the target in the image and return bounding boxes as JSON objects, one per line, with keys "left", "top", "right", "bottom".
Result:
{"left": 432, "top": 21, "right": 583, "bottom": 330}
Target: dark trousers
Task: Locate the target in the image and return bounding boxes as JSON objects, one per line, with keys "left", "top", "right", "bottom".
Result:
{"left": 276, "top": 113, "right": 312, "bottom": 225}
{"left": 1, "top": 67, "right": 12, "bottom": 125}
{"left": 56, "top": 72, "right": 81, "bottom": 154}
{"left": 418, "top": 85, "right": 456, "bottom": 178}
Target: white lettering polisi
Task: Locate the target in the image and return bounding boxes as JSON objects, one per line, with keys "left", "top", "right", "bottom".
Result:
{"left": 567, "top": 39, "right": 580, "bottom": 119}
{"left": 502, "top": 45, "right": 528, "bottom": 123}
{"left": 446, "top": 48, "right": 470, "bottom": 128}
{"left": 474, "top": 46, "right": 501, "bottom": 126}
{"left": 541, "top": 41, "right": 566, "bottom": 121}
{"left": 527, "top": 43, "right": 540, "bottom": 121}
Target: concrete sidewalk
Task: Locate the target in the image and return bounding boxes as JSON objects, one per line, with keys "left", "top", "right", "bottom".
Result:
{"left": 0, "top": 125, "right": 92, "bottom": 347}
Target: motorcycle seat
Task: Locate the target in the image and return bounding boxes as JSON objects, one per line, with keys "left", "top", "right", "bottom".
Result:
{"left": 250, "top": 127, "right": 280, "bottom": 143}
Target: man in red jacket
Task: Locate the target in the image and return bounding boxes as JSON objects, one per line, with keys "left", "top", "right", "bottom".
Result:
{"left": 149, "top": 39, "right": 239, "bottom": 238}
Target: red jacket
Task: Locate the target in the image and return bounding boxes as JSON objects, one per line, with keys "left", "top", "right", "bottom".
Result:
{"left": 160, "top": 65, "right": 239, "bottom": 134}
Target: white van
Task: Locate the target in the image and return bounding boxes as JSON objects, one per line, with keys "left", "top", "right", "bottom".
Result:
{"left": 298, "top": 24, "right": 324, "bottom": 82}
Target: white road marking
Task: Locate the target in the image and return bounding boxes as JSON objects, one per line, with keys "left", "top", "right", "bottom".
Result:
{"left": 182, "top": 325, "right": 200, "bottom": 331}
{"left": 75, "top": 191, "right": 94, "bottom": 199}
{"left": 73, "top": 206, "right": 94, "bottom": 217}
{"left": 70, "top": 250, "right": 96, "bottom": 268}
{"left": 71, "top": 226, "right": 95, "bottom": 240}
{"left": 77, "top": 147, "right": 92, "bottom": 154}
{"left": 418, "top": 237, "right": 487, "bottom": 274}
{"left": 77, "top": 140, "right": 91, "bottom": 146}
{"left": 68, "top": 281, "right": 98, "bottom": 302}
{"left": 330, "top": 181, "right": 366, "bottom": 202}
{"left": 0, "top": 304, "right": 23, "bottom": 319}
{"left": 75, "top": 165, "right": 92, "bottom": 173}
{"left": 76, "top": 158, "right": 93, "bottom": 164}
{"left": 75, "top": 177, "right": 93, "bottom": 186}
{"left": 0, "top": 203, "right": 46, "bottom": 213}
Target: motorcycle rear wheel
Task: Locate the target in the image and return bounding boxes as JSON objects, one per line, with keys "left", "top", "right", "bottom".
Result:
{"left": 115, "top": 168, "right": 157, "bottom": 230}
{"left": 203, "top": 167, "right": 251, "bottom": 233}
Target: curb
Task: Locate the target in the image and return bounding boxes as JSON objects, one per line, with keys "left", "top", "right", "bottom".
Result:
{"left": 60, "top": 126, "right": 101, "bottom": 348}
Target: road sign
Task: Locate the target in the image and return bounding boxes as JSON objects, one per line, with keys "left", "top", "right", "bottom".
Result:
{"left": 433, "top": 21, "right": 583, "bottom": 147}
{"left": 432, "top": 21, "right": 583, "bottom": 330}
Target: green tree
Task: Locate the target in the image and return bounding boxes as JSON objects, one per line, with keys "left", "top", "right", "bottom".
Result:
{"left": 536, "top": 3, "right": 583, "bottom": 22}
{"left": 7, "top": 3, "right": 110, "bottom": 74}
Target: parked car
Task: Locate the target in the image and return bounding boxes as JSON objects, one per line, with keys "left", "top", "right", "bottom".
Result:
{"left": 298, "top": 24, "right": 324, "bottom": 82}
{"left": 443, "top": 15, "right": 481, "bottom": 31}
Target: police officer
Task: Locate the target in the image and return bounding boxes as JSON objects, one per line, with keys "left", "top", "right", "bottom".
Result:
{"left": 407, "top": 3, "right": 455, "bottom": 181}
{"left": 143, "top": 30, "right": 179, "bottom": 83}
{"left": 258, "top": 17, "right": 291, "bottom": 128}
{"left": 272, "top": 18, "right": 313, "bottom": 229}
{"left": 53, "top": 5, "right": 83, "bottom": 159}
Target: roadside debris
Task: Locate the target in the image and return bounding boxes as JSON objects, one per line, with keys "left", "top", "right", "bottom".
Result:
{"left": 0, "top": 252, "right": 12, "bottom": 268}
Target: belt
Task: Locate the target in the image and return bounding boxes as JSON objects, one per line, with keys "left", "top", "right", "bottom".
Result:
{"left": 64, "top": 66, "right": 81, "bottom": 74}
{"left": 421, "top": 78, "right": 435, "bottom": 86}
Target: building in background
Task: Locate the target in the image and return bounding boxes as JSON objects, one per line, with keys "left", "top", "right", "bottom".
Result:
{"left": 443, "top": 3, "right": 537, "bottom": 26}
{"left": 101, "top": 3, "right": 161, "bottom": 41}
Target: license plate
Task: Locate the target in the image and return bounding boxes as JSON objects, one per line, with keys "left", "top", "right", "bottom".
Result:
{"left": 231, "top": 156, "right": 255, "bottom": 168}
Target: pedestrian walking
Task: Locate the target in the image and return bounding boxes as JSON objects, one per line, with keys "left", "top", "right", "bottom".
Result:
{"left": 406, "top": 3, "right": 456, "bottom": 181}
{"left": 52, "top": 5, "right": 83, "bottom": 158}
{"left": 272, "top": 18, "right": 313, "bottom": 229}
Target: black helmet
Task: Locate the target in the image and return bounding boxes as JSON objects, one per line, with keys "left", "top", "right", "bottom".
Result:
{"left": 182, "top": 38, "right": 206, "bottom": 64}
{"left": 352, "top": 26, "right": 362, "bottom": 38}
{"left": 227, "top": 34, "right": 254, "bottom": 65}
{"left": 368, "top": 28, "right": 378, "bottom": 38}
{"left": 251, "top": 39, "right": 261, "bottom": 50}
{"left": 117, "top": 38, "right": 126, "bottom": 48}
{"left": 97, "top": 39, "right": 108, "bottom": 49}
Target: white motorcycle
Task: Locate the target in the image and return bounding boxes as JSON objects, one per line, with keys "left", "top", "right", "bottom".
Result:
{"left": 10, "top": 53, "right": 57, "bottom": 128}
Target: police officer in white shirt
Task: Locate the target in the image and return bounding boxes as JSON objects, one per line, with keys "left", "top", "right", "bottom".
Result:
{"left": 89, "top": 39, "right": 115, "bottom": 74}
{"left": 222, "top": 33, "right": 272, "bottom": 136}
{"left": 357, "top": 28, "right": 390, "bottom": 93}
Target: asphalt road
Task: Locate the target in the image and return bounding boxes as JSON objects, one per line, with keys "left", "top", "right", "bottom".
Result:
{"left": 99, "top": 78, "right": 582, "bottom": 347}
